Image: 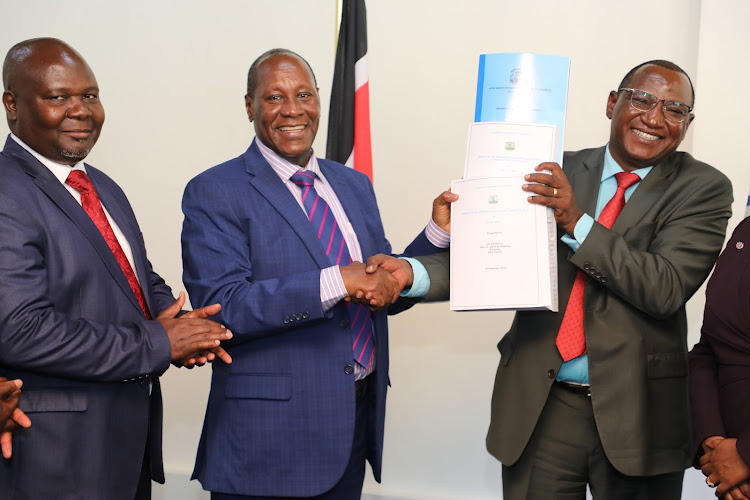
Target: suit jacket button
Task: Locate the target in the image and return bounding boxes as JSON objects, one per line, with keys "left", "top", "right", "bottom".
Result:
{"left": 588, "top": 268, "right": 596, "bottom": 276}
{"left": 600, "top": 276, "right": 607, "bottom": 283}
{"left": 340, "top": 319, "right": 350, "bottom": 328}
{"left": 302, "top": 312, "right": 310, "bottom": 319}
{"left": 344, "top": 365, "right": 354, "bottom": 375}
{"left": 583, "top": 263, "right": 592, "bottom": 270}
{"left": 283, "top": 316, "right": 291, "bottom": 324}
{"left": 295, "top": 313, "right": 304, "bottom": 321}
{"left": 547, "top": 369, "right": 555, "bottom": 379}
{"left": 594, "top": 272, "right": 602, "bottom": 279}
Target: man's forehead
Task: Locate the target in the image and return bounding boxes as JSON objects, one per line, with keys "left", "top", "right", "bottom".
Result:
{"left": 630, "top": 65, "right": 689, "bottom": 90}
{"left": 259, "top": 55, "right": 312, "bottom": 80}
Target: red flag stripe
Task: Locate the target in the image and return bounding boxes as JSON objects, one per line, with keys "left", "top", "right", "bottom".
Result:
{"left": 353, "top": 81, "right": 372, "bottom": 180}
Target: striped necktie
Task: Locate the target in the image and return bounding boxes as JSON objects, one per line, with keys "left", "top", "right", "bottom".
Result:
{"left": 290, "top": 170, "right": 375, "bottom": 369}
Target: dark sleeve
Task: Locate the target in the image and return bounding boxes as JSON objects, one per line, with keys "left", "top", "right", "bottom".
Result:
{"left": 0, "top": 191, "right": 172, "bottom": 382}
{"left": 689, "top": 333, "right": 727, "bottom": 464}
{"left": 571, "top": 171, "right": 732, "bottom": 319}
{"left": 388, "top": 250, "right": 450, "bottom": 315}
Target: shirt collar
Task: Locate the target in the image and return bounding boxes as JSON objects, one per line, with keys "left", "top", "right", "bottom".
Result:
{"left": 603, "top": 144, "right": 652, "bottom": 183}
{"left": 10, "top": 133, "right": 86, "bottom": 185}
{"left": 255, "top": 137, "right": 320, "bottom": 182}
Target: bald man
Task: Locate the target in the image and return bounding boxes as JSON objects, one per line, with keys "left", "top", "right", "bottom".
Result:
{"left": 0, "top": 38, "right": 232, "bottom": 500}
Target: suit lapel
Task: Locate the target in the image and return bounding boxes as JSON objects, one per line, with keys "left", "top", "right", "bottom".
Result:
{"left": 567, "top": 145, "right": 673, "bottom": 234}
{"left": 566, "top": 147, "right": 605, "bottom": 218}
{"left": 243, "top": 144, "right": 332, "bottom": 269}
{"left": 87, "top": 167, "right": 152, "bottom": 316}
{"left": 3, "top": 139, "right": 144, "bottom": 316}
{"left": 611, "top": 157, "right": 675, "bottom": 233}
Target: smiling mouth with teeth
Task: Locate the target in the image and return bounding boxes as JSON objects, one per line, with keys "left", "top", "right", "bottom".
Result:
{"left": 632, "top": 129, "right": 660, "bottom": 141}
{"left": 279, "top": 125, "right": 306, "bottom": 131}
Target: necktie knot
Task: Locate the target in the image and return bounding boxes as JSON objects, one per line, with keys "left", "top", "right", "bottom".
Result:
{"left": 290, "top": 170, "right": 317, "bottom": 188}
{"left": 615, "top": 171, "right": 640, "bottom": 190}
{"left": 66, "top": 169, "right": 94, "bottom": 194}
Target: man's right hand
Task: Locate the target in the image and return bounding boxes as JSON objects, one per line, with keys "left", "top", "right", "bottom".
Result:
{"left": 156, "top": 292, "right": 233, "bottom": 363}
{"left": 340, "top": 262, "right": 399, "bottom": 310}
{"left": 0, "top": 378, "right": 31, "bottom": 459}
{"left": 365, "top": 254, "right": 414, "bottom": 292}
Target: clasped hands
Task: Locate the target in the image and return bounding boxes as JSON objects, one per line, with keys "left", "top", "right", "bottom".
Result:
{"left": 342, "top": 258, "right": 414, "bottom": 311}
{"left": 344, "top": 190, "right": 457, "bottom": 311}
{"left": 157, "top": 291, "right": 233, "bottom": 368}
{"left": 701, "top": 435, "right": 750, "bottom": 499}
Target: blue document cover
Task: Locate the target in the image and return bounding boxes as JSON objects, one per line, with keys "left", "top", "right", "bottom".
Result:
{"left": 475, "top": 53, "right": 570, "bottom": 162}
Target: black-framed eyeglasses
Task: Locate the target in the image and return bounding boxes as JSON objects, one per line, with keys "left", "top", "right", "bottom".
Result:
{"left": 618, "top": 88, "right": 693, "bottom": 123}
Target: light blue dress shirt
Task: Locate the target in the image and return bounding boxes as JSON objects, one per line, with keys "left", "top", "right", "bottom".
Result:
{"left": 556, "top": 146, "right": 651, "bottom": 384}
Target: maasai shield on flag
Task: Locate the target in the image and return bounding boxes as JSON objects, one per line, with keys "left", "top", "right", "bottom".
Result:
{"left": 327, "top": 0, "right": 373, "bottom": 182}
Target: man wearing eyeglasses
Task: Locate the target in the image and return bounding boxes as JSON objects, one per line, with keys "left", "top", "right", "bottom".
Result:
{"left": 370, "top": 60, "right": 733, "bottom": 499}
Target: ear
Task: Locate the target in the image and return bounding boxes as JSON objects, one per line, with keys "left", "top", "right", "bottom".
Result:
{"left": 245, "top": 94, "right": 254, "bottom": 122}
{"left": 605, "top": 90, "right": 618, "bottom": 120}
{"left": 682, "top": 113, "right": 695, "bottom": 136}
{"left": 2, "top": 90, "right": 17, "bottom": 122}
{"left": 686, "top": 113, "right": 695, "bottom": 129}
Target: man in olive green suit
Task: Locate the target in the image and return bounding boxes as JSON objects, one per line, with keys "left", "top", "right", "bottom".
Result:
{"left": 369, "top": 60, "right": 733, "bottom": 499}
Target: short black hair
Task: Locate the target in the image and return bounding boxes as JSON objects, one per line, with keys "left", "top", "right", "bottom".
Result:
{"left": 246, "top": 48, "right": 317, "bottom": 98}
{"left": 618, "top": 60, "right": 695, "bottom": 107}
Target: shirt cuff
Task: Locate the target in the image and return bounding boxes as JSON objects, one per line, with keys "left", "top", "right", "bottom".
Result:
{"left": 561, "top": 213, "right": 594, "bottom": 251}
{"left": 399, "top": 257, "right": 431, "bottom": 298}
{"left": 425, "top": 219, "right": 450, "bottom": 248}
{"left": 321, "top": 266, "right": 348, "bottom": 311}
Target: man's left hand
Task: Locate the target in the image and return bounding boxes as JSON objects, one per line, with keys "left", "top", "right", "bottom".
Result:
{"left": 431, "top": 190, "right": 458, "bottom": 233}
{"left": 523, "top": 162, "right": 583, "bottom": 235}
{"left": 172, "top": 301, "right": 233, "bottom": 368}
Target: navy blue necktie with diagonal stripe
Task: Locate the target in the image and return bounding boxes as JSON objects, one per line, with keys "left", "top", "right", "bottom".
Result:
{"left": 290, "top": 170, "right": 375, "bottom": 369}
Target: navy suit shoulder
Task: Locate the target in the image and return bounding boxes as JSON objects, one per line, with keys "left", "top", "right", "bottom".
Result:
{"left": 0, "top": 136, "right": 172, "bottom": 499}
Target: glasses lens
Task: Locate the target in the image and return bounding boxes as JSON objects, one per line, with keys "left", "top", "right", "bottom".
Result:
{"left": 663, "top": 103, "right": 689, "bottom": 122}
{"left": 629, "top": 90, "right": 657, "bottom": 112}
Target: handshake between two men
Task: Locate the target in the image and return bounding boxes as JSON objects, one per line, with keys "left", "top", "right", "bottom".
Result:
{"left": 342, "top": 190, "right": 457, "bottom": 311}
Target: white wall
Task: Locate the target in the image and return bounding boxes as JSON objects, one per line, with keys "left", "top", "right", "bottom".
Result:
{"left": 1, "top": 1, "right": 746, "bottom": 499}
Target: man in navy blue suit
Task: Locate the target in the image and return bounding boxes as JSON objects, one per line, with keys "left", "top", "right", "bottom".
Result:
{"left": 181, "top": 49, "right": 448, "bottom": 499}
{"left": 0, "top": 37, "right": 233, "bottom": 500}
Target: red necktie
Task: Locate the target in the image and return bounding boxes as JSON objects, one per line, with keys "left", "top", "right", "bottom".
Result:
{"left": 290, "top": 170, "right": 375, "bottom": 369}
{"left": 66, "top": 170, "right": 152, "bottom": 319}
{"left": 555, "top": 171, "right": 640, "bottom": 361}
